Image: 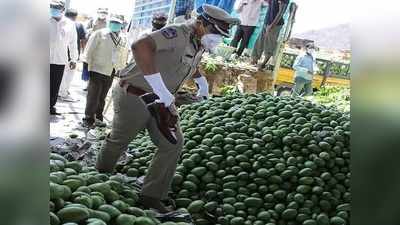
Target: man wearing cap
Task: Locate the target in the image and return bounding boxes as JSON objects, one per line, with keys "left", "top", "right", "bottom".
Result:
{"left": 80, "top": 14, "right": 129, "bottom": 128}
{"left": 95, "top": 4, "right": 240, "bottom": 213}
{"left": 82, "top": 8, "right": 109, "bottom": 89}
{"left": 50, "top": 0, "right": 78, "bottom": 115}
{"left": 86, "top": 8, "right": 109, "bottom": 36}
{"left": 291, "top": 43, "right": 318, "bottom": 97}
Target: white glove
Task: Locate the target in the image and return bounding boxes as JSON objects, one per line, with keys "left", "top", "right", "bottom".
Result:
{"left": 194, "top": 76, "right": 209, "bottom": 99}
{"left": 144, "top": 73, "right": 175, "bottom": 107}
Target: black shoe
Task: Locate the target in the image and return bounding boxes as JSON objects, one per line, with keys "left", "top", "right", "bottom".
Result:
{"left": 83, "top": 88, "right": 88, "bottom": 91}
{"left": 50, "top": 108, "right": 61, "bottom": 115}
{"left": 78, "top": 119, "right": 95, "bottom": 130}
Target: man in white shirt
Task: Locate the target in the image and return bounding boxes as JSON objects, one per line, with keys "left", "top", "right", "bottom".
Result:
{"left": 59, "top": 8, "right": 86, "bottom": 102}
{"left": 50, "top": 0, "right": 78, "bottom": 115}
{"left": 231, "top": 0, "right": 267, "bottom": 57}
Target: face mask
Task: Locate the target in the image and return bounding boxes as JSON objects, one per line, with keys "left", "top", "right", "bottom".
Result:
{"left": 306, "top": 48, "right": 315, "bottom": 56}
{"left": 109, "top": 22, "right": 123, "bottom": 32}
{"left": 50, "top": 8, "right": 63, "bottom": 18}
{"left": 201, "top": 34, "right": 222, "bottom": 52}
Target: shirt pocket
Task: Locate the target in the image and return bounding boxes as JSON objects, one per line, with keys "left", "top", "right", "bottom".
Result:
{"left": 176, "top": 53, "right": 193, "bottom": 76}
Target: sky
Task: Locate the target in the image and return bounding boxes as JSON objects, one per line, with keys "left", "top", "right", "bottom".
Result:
{"left": 69, "top": 0, "right": 351, "bottom": 34}
{"left": 69, "top": 0, "right": 134, "bottom": 19}
{"left": 292, "top": 0, "right": 351, "bottom": 34}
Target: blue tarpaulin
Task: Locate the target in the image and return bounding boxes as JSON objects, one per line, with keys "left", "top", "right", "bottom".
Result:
{"left": 195, "top": 0, "right": 236, "bottom": 14}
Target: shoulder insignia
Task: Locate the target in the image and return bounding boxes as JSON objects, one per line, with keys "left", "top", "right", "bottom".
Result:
{"left": 161, "top": 27, "right": 178, "bottom": 39}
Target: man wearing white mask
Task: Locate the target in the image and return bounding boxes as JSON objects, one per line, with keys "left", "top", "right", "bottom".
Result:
{"left": 291, "top": 43, "right": 318, "bottom": 97}
{"left": 96, "top": 4, "right": 240, "bottom": 213}
{"left": 49, "top": 0, "right": 78, "bottom": 115}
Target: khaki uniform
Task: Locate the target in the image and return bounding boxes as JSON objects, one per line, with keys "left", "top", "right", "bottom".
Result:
{"left": 96, "top": 24, "right": 204, "bottom": 200}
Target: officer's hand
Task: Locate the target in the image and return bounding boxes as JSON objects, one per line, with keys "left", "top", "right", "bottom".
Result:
{"left": 157, "top": 91, "right": 175, "bottom": 107}
{"left": 143, "top": 73, "right": 175, "bottom": 107}
{"left": 69, "top": 62, "right": 77, "bottom": 70}
{"left": 194, "top": 76, "right": 209, "bottom": 100}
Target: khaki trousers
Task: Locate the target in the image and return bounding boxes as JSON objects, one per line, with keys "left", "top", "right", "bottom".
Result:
{"left": 96, "top": 86, "right": 184, "bottom": 200}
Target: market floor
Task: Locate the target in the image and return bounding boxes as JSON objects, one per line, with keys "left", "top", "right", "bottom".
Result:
{"left": 50, "top": 67, "right": 116, "bottom": 139}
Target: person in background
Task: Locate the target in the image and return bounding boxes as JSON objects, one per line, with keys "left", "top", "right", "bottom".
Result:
{"left": 58, "top": 8, "right": 87, "bottom": 102}
{"left": 230, "top": 0, "right": 268, "bottom": 57}
{"left": 174, "top": 0, "right": 194, "bottom": 23}
{"left": 50, "top": 0, "right": 78, "bottom": 115}
{"left": 80, "top": 14, "right": 129, "bottom": 128}
{"left": 86, "top": 8, "right": 109, "bottom": 36}
{"left": 251, "top": 0, "right": 288, "bottom": 69}
{"left": 82, "top": 8, "right": 109, "bottom": 89}
{"left": 291, "top": 43, "right": 318, "bottom": 97}
{"left": 149, "top": 13, "right": 168, "bottom": 33}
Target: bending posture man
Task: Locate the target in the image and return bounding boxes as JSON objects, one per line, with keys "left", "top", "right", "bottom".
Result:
{"left": 96, "top": 4, "right": 239, "bottom": 213}
{"left": 251, "top": 0, "right": 288, "bottom": 69}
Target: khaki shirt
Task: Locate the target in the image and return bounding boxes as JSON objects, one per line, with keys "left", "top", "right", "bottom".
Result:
{"left": 120, "top": 24, "right": 204, "bottom": 94}
{"left": 83, "top": 28, "right": 129, "bottom": 76}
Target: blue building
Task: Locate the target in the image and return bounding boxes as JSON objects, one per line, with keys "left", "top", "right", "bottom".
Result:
{"left": 131, "top": 0, "right": 172, "bottom": 28}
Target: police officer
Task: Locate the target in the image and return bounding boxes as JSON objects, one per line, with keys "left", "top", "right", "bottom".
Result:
{"left": 96, "top": 4, "right": 240, "bottom": 213}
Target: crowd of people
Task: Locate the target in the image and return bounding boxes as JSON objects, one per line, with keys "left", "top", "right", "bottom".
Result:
{"left": 49, "top": 0, "right": 315, "bottom": 117}
{"left": 50, "top": 0, "right": 318, "bottom": 214}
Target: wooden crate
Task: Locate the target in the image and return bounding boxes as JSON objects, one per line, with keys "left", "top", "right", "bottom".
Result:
{"left": 237, "top": 74, "right": 257, "bottom": 94}
{"left": 184, "top": 62, "right": 276, "bottom": 95}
